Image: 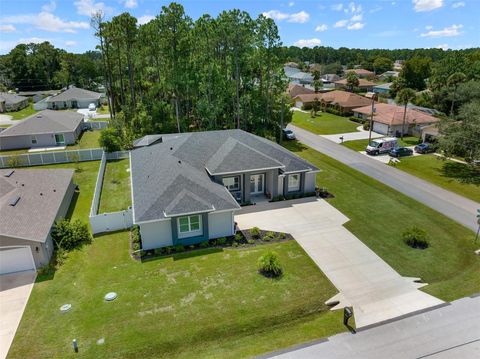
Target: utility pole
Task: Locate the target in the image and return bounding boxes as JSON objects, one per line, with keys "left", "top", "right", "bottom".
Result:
{"left": 368, "top": 93, "right": 377, "bottom": 144}
{"left": 476, "top": 209, "right": 480, "bottom": 242}
{"left": 279, "top": 96, "right": 284, "bottom": 145}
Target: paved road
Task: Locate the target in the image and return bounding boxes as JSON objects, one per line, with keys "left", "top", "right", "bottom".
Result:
{"left": 237, "top": 198, "right": 443, "bottom": 328}
{"left": 262, "top": 295, "right": 480, "bottom": 359}
{"left": 289, "top": 124, "right": 479, "bottom": 232}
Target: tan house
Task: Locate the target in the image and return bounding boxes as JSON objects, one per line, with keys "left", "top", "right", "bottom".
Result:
{"left": 344, "top": 69, "right": 374, "bottom": 78}
{"left": 293, "top": 90, "right": 372, "bottom": 114}
{"left": 292, "top": 93, "right": 322, "bottom": 109}
{"left": 287, "top": 83, "right": 315, "bottom": 99}
{"left": 335, "top": 78, "right": 376, "bottom": 91}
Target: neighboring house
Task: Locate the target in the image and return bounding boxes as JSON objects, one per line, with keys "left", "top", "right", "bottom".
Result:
{"left": 130, "top": 129, "right": 319, "bottom": 249}
{"left": 321, "top": 74, "right": 341, "bottom": 83}
{"left": 344, "top": 69, "right": 374, "bottom": 78}
{"left": 0, "top": 110, "right": 84, "bottom": 150}
{"left": 334, "top": 78, "right": 376, "bottom": 92}
{"left": 421, "top": 124, "right": 439, "bottom": 143}
{"left": 0, "top": 92, "right": 29, "bottom": 113}
{"left": 353, "top": 103, "right": 439, "bottom": 136}
{"left": 287, "top": 83, "right": 315, "bottom": 99}
{"left": 320, "top": 90, "right": 372, "bottom": 114}
{"left": 289, "top": 71, "right": 314, "bottom": 85}
{"left": 393, "top": 60, "right": 404, "bottom": 71}
{"left": 378, "top": 71, "right": 399, "bottom": 81}
{"left": 293, "top": 93, "right": 322, "bottom": 109}
{"left": 0, "top": 169, "right": 75, "bottom": 274}
{"left": 373, "top": 83, "right": 392, "bottom": 95}
{"left": 17, "top": 90, "right": 59, "bottom": 103}
{"left": 46, "top": 86, "right": 103, "bottom": 110}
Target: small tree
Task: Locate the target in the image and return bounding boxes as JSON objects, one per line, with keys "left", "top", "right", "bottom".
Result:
{"left": 258, "top": 251, "right": 283, "bottom": 277}
{"left": 396, "top": 88, "right": 416, "bottom": 139}
{"left": 6, "top": 155, "right": 21, "bottom": 168}
{"left": 402, "top": 226, "right": 429, "bottom": 249}
{"left": 69, "top": 153, "right": 81, "bottom": 172}
{"left": 99, "top": 127, "right": 122, "bottom": 153}
{"left": 447, "top": 72, "right": 467, "bottom": 119}
{"left": 346, "top": 72, "right": 359, "bottom": 92}
{"left": 52, "top": 219, "right": 91, "bottom": 251}
{"left": 312, "top": 98, "right": 321, "bottom": 116}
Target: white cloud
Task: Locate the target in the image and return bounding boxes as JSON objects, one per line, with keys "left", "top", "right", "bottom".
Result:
{"left": 124, "top": 0, "right": 137, "bottom": 9}
{"left": 74, "top": 0, "right": 113, "bottom": 16}
{"left": 138, "top": 15, "right": 155, "bottom": 25}
{"left": 347, "top": 22, "right": 365, "bottom": 30}
{"left": 315, "top": 24, "right": 328, "bottom": 32}
{"left": 263, "top": 10, "right": 310, "bottom": 23}
{"left": 369, "top": 5, "right": 382, "bottom": 13}
{"left": 294, "top": 38, "right": 321, "bottom": 47}
{"left": 351, "top": 14, "right": 363, "bottom": 21}
{"left": 1, "top": 12, "right": 89, "bottom": 33}
{"left": 42, "top": 0, "right": 56, "bottom": 13}
{"left": 436, "top": 43, "right": 449, "bottom": 50}
{"left": 65, "top": 40, "right": 77, "bottom": 47}
{"left": 332, "top": 4, "right": 343, "bottom": 11}
{"left": 344, "top": 2, "right": 362, "bottom": 14}
{"left": 425, "top": 25, "right": 433, "bottom": 30}
{"left": 412, "top": 0, "right": 443, "bottom": 12}
{"left": 0, "top": 24, "right": 16, "bottom": 32}
{"left": 452, "top": 2, "right": 465, "bottom": 8}
{"left": 288, "top": 11, "right": 309, "bottom": 23}
{"left": 420, "top": 24, "right": 463, "bottom": 37}
{"left": 288, "top": 2, "right": 295, "bottom": 7}
{"left": 0, "top": 37, "right": 51, "bottom": 53}
{"left": 334, "top": 19, "right": 348, "bottom": 28}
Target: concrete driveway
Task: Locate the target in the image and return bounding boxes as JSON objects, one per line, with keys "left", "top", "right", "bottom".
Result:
{"left": 320, "top": 126, "right": 383, "bottom": 144}
{"left": 0, "top": 271, "right": 36, "bottom": 359}
{"left": 236, "top": 198, "right": 444, "bottom": 328}
{"left": 0, "top": 114, "right": 14, "bottom": 126}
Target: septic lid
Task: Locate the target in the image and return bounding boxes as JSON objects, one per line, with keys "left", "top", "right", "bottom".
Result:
{"left": 60, "top": 304, "right": 72, "bottom": 312}
{"left": 104, "top": 292, "right": 117, "bottom": 301}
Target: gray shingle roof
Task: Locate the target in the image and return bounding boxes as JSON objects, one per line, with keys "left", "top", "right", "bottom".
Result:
{"left": 0, "top": 169, "right": 74, "bottom": 242}
{"left": 0, "top": 110, "right": 83, "bottom": 137}
{"left": 46, "top": 87, "right": 102, "bottom": 102}
{"left": 132, "top": 134, "right": 163, "bottom": 148}
{"left": 131, "top": 129, "right": 319, "bottom": 222}
{"left": 0, "top": 92, "right": 28, "bottom": 105}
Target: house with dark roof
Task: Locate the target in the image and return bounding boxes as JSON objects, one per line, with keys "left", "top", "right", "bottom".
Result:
{"left": 46, "top": 86, "right": 103, "bottom": 110}
{"left": 0, "top": 110, "right": 84, "bottom": 150}
{"left": 0, "top": 169, "right": 75, "bottom": 274}
{"left": 130, "top": 129, "right": 319, "bottom": 249}
{"left": 0, "top": 92, "right": 29, "bottom": 112}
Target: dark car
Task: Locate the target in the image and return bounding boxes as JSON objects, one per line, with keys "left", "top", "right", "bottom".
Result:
{"left": 414, "top": 143, "right": 436, "bottom": 154}
{"left": 282, "top": 128, "right": 296, "bottom": 140}
{"left": 389, "top": 147, "right": 413, "bottom": 158}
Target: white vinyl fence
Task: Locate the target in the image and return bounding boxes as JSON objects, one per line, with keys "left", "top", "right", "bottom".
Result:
{"left": 84, "top": 121, "right": 109, "bottom": 130}
{"left": 89, "top": 151, "right": 133, "bottom": 234}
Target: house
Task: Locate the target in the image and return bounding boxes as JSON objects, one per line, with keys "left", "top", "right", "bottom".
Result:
{"left": 292, "top": 93, "right": 322, "bottom": 109}
{"left": 130, "top": 129, "right": 319, "bottom": 249}
{"left": 378, "top": 71, "right": 399, "bottom": 81}
{"left": 319, "top": 90, "right": 372, "bottom": 114}
{"left": 373, "top": 83, "right": 392, "bottom": 95}
{"left": 17, "top": 90, "right": 59, "bottom": 103}
{"left": 321, "top": 74, "right": 341, "bottom": 83}
{"left": 421, "top": 124, "right": 439, "bottom": 142}
{"left": 334, "top": 78, "right": 376, "bottom": 92}
{"left": 344, "top": 69, "right": 374, "bottom": 78}
{"left": 289, "top": 71, "right": 314, "bottom": 85}
{"left": 0, "top": 92, "right": 29, "bottom": 113}
{"left": 287, "top": 83, "right": 315, "bottom": 99}
{"left": 393, "top": 60, "right": 404, "bottom": 71}
{"left": 46, "top": 86, "right": 103, "bottom": 110}
{"left": 0, "top": 110, "right": 84, "bottom": 150}
{"left": 0, "top": 169, "right": 75, "bottom": 274}
{"left": 353, "top": 103, "right": 439, "bottom": 136}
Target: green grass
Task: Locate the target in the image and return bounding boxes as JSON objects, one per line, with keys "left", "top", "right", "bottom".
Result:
{"left": 341, "top": 136, "right": 420, "bottom": 152}
{"left": 96, "top": 104, "right": 110, "bottom": 115}
{"left": 392, "top": 154, "right": 480, "bottom": 202}
{"left": 6, "top": 103, "right": 38, "bottom": 120}
{"left": 98, "top": 159, "right": 131, "bottom": 213}
{"left": 292, "top": 110, "right": 359, "bottom": 135}
{"left": 284, "top": 141, "right": 479, "bottom": 301}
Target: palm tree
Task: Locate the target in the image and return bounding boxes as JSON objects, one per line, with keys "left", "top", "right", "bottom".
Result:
{"left": 396, "top": 88, "right": 416, "bottom": 139}
{"left": 447, "top": 72, "right": 466, "bottom": 120}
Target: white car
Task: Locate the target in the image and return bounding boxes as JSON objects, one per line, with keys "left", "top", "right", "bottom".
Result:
{"left": 88, "top": 103, "right": 96, "bottom": 111}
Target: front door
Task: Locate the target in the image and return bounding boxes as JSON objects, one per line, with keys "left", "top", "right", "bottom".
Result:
{"left": 250, "top": 174, "right": 264, "bottom": 195}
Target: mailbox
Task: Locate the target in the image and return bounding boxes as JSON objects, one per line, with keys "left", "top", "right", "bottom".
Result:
{"left": 343, "top": 307, "right": 353, "bottom": 325}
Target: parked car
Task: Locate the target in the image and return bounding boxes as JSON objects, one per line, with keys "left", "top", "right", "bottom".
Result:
{"left": 366, "top": 137, "right": 397, "bottom": 155}
{"left": 414, "top": 143, "right": 436, "bottom": 154}
{"left": 282, "top": 128, "right": 296, "bottom": 140}
{"left": 88, "top": 103, "right": 96, "bottom": 111}
{"left": 389, "top": 147, "right": 413, "bottom": 158}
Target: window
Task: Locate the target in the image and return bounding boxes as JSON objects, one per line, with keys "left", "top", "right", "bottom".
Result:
{"left": 31, "top": 136, "right": 37, "bottom": 144}
{"left": 54, "top": 133, "right": 65, "bottom": 145}
{"left": 288, "top": 174, "right": 300, "bottom": 192}
{"left": 222, "top": 176, "right": 240, "bottom": 191}
{"left": 178, "top": 215, "right": 202, "bottom": 238}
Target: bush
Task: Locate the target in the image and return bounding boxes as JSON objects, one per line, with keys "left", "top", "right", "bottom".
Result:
{"left": 250, "top": 227, "right": 261, "bottom": 239}
{"left": 99, "top": 127, "right": 122, "bottom": 153}
{"left": 216, "top": 237, "right": 227, "bottom": 245}
{"left": 263, "top": 231, "right": 275, "bottom": 241}
{"left": 6, "top": 156, "right": 21, "bottom": 168}
{"left": 363, "top": 121, "right": 370, "bottom": 130}
{"left": 131, "top": 225, "right": 141, "bottom": 244}
{"left": 52, "top": 219, "right": 91, "bottom": 251}
{"left": 234, "top": 232, "right": 243, "bottom": 243}
{"left": 247, "top": 239, "right": 255, "bottom": 244}
{"left": 257, "top": 251, "right": 283, "bottom": 277}
{"left": 199, "top": 241, "right": 209, "bottom": 248}
{"left": 402, "top": 226, "right": 429, "bottom": 249}
{"left": 174, "top": 245, "right": 185, "bottom": 252}
{"left": 277, "top": 232, "right": 287, "bottom": 240}
{"left": 132, "top": 242, "right": 140, "bottom": 251}
{"left": 349, "top": 116, "right": 365, "bottom": 124}
{"left": 154, "top": 248, "right": 163, "bottom": 256}
{"left": 164, "top": 246, "right": 173, "bottom": 254}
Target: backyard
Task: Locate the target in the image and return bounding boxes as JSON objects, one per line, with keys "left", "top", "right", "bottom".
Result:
{"left": 341, "top": 136, "right": 420, "bottom": 152}
{"left": 291, "top": 110, "right": 359, "bottom": 135}
{"left": 5, "top": 103, "right": 37, "bottom": 120}
{"left": 284, "top": 141, "right": 479, "bottom": 302}
{"left": 98, "top": 159, "right": 131, "bottom": 213}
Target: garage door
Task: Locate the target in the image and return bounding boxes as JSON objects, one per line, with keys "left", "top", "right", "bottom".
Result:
{"left": 0, "top": 247, "right": 35, "bottom": 275}
{"left": 373, "top": 122, "right": 389, "bottom": 135}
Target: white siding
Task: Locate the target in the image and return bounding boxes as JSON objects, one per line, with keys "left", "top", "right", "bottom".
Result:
{"left": 139, "top": 220, "right": 173, "bottom": 249}
{"left": 208, "top": 211, "right": 234, "bottom": 239}
{"left": 295, "top": 101, "right": 303, "bottom": 108}
{"left": 278, "top": 175, "right": 284, "bottom": 195}
{"left": 304, "top": 172, "right": 317, "bottom": 192}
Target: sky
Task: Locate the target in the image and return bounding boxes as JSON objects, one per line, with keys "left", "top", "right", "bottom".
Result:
{"left": 0, "top": 0, "right": 478, "bottom": 54}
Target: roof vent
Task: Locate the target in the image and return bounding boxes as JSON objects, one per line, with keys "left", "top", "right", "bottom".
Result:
{"left": 9, "top": 196, "right": 20, "bottom": 206}
{"left": 40, "top": 192, "right": 43, "bottom": 196}
{"left": 53, "top": 189, "right": 56, "bottom": 192}
{"left": 4, "top": 170, "right": 14, "bottom": 177}
{"left": 178, "top": 160, "right": 181, "bottom": 164}
{"left": 170, "top": 147, "right": 173, "bottom": 150}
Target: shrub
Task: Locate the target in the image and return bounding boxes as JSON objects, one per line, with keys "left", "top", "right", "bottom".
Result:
{"left": 99, "top": 127, "right": 122, "bottom": 152}
{"left": 164, "top": 246, "right": 173, "bottom": 254}
{"left": 263, "top": 231, "right": 275, "bottom": 241}
{"left": 402, "top": 226, "right": 429, "bottom": 249}
{"left": 349, "top": 116, "right": 365, "bottom": 124}
{"left": 234, "top": 232, "right": 243, "bottom": 243}
{"left": 132, "top": 242, "right": 140, "bottom": 251}
{"left": 6, "top": 156, "right": 21, "bottom": 168}
{"left": 250, "top": 227, "right": 261, "bottom": 239}
{"left": 216, "top": 237, "right": 227, "bottom": 245}
{"left": 55, "top": 248, "right": 67, "bottom": 266}
{"left": 174, "top": 245, "right": 185, "bottom": 252}
{"left": 52, "top": 219, "right": 91, "bottom": 251}
{"left": 257, "top": 251, "right": 283, "bottom": 277}
{"left": 199, "top": 241, "right": 209, "bottom": 248}
{"left": 131, "top": 225, "right": 141, "bottom": 244}
{"left": 363, "top": 122, "right": 370, "bottom": 131}
{"left": 277, "top": 232, "right": 287, "bottom": 240}
{"left": 247, "top": 239, "right": 255, "bottom": 244}
{"left": 209, "top": 239, "right": 217, "bottom": 246}
{"left": 154, "top": 248, "right": 163, "bottom": 256}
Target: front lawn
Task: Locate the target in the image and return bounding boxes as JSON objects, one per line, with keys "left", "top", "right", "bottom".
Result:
{"left": 292, "top": 110, "right": 359, "bottom": 135}
{"left": 392, "top": 154, "right": 480, "bottom": 202}
{"left": 98, "top": 159, "right": 131, "bottom": 213}
{"left": 284, "top": 141, "right": 479, "bottom": 302}
{"left": 6, "top": 103, "right": 37, "bottom": 120}
{"left": 341, "top": 136, "right": 420, "bottom": 152}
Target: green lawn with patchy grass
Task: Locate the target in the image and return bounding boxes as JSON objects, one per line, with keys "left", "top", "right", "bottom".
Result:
{"left": 392, "top": 154, "right": 480, "bottom": 202}
{"left": 284, "top": 141, "right": 479, "bottom": 301}
{"left": 98, "top": 159, "right": 131, "bottom": 213}
{"left": 5, "top": 103, "right": 37, "bottom": 120}
{"left": 292, "top": 110, "right": 359, "bottom": 135}
{"left": 341, "top": 136, "right": 420, "bottom": 152}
